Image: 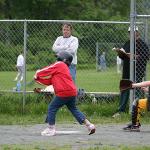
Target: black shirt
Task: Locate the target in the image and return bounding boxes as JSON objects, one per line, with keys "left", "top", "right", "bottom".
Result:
{"left": 120, "top": 38, "right": 149, "bottom": 80}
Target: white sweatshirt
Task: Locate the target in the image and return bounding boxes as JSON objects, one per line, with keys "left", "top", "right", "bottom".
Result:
{"left": 52, "top": 35, "right": 79, "bottom": 65}
{"left": 17, "top": 54, "right": 24, "bottom": 66}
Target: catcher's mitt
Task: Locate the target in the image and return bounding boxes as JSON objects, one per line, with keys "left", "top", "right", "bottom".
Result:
{"left": 112, "top": 47, "right": 130, "bottom": 59}
{"left": 119, "top": 79, "right": 133, "bottom": 92}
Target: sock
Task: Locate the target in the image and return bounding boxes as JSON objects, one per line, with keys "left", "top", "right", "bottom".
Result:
{"left": 132, "top": 105, "right": 138, "bottom": 125}
{"left": 48, "top": 125, "right": 55, "bottom": 129}
{"left": 84, "top": 119, "right": 91, "bottom": 127}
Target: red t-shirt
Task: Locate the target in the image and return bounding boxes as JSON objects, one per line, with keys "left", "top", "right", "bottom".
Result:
{"left": 35, "top": 61, "right": 77, "bottom": 97}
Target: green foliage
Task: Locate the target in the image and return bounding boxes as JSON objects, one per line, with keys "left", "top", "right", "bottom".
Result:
{"left": 0, "top": 41, "right": 23, "bottom": 71}
{"left": 0, "top": 21, "right": 128, "bottom": 71}
{"left": 0, "top": 0, "right": 130, "bottom": 20}
{"left": 0, "top": 93, "right": 117, "bottom": 116}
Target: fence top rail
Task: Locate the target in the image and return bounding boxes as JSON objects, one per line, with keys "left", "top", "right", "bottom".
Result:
{"left": 0, "top": 90, "right": 34, "bottom": 94}
{"left": 0, "top": 90, "right": 119, "bottom": 95}
{"left": 86, "top": 92, "right": 119, "bottom": 96}
{"left": 0, "top": 19, "right": 143, "bottom": 24}
{"left": 137, "top": 15, "right": 150, "bottom": 18}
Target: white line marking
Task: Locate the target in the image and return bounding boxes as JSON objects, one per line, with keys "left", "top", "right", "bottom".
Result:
{"left": 56, "top": 130, "right": 80, "bottom": 134}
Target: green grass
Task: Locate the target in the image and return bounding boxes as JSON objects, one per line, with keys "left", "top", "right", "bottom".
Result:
{"left": 1, "top": 63, "right": 150, "bottom": 92}
{"left": 0, "top": 144, "right": 71, "bottom": 150}
{"left": 2, "top": 63, "right": 150, "bottom": 92}
{"left": 0, "top": 92, "right": 150, "bottom": 124}
{"left": 0, "top": 67, "right": 122, "bottom": 92}
{"left": 1, "top": 143, "right": 150, "bottom": 150}
{"left": 76, "top": 68, "right": 121, "bottom": 92}
{"left": 1, "top": 107, "right": 150, "bottom": 125}
{"left": 0, "top": 93, "right": 150, "bottom": 125}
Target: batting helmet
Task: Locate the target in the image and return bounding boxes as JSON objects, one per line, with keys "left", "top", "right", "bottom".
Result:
{"left": 56, "top": 51, "right": 73, "bottom": 66}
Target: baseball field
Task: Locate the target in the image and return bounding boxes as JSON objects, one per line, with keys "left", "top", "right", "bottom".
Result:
{"left": 0, "top": 67, "right": 150, "bottom": 150}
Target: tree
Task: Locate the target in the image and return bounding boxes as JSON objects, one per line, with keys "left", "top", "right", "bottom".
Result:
{"left": 0, "top": 0, "right": 130, "bottom": 20}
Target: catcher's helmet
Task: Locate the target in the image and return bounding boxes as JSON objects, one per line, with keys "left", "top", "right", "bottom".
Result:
{"left": 56, "top": 51, "right": 73, "bottom": 66}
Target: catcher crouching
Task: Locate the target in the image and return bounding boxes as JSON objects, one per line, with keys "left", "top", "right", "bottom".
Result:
{"left": 120, "top": 79, "right": 150, "bottom": 131}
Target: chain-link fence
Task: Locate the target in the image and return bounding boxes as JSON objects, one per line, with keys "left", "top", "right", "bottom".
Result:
{"left": 0, "top": 19, "right": 148, "bottom": 110}
{"left": 126, "top": 0, "right": 150, "bottom": 112}
{"left": 136, "top": 0, "right": 150, "bottom": 84}
{"left": 0, "top": 20, "right": 129, "bottom": 90}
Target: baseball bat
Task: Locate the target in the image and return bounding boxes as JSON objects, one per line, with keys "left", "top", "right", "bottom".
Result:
{"left": 26, "top": 79, "right": 35, "bottom": 86}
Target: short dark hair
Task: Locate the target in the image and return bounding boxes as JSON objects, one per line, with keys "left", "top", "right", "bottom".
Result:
{"left": 62, "top": 23, "right": 73, "bottom": 30}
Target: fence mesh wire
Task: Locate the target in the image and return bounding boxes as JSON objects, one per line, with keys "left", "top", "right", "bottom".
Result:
{"left": 0, "top": 19, "right": 149, "bottom": 104}
{"left": 0, "top": 21, "right": 129, "bottom": 92}
{"left": 134, "top": 0, "right": 150, "bottom": 100}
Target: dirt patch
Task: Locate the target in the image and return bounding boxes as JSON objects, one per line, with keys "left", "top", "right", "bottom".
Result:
{"left": 0, "top": 124, "right": 150, "bottom": 148}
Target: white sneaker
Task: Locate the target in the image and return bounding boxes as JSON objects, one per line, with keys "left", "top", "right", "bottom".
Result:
{"left": 87, "top": 124, "right": 96, "bottom": 135}
{"left": 41, "top": 127, "right": 56, "bottom": 136}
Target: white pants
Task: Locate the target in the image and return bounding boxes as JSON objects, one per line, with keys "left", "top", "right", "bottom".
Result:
{"left": 15, "top": 66, "right": 24, "bottom": 81}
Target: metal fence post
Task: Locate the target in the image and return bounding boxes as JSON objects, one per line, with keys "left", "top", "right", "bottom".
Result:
{"left": 129, "top": 0, "right": 136, "bottom": 113}
{"left": 23, "top": 20, "right": 27, "bottom": 113}
{"left": 96, "top": 42, "right": 99, "bottom": 71}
